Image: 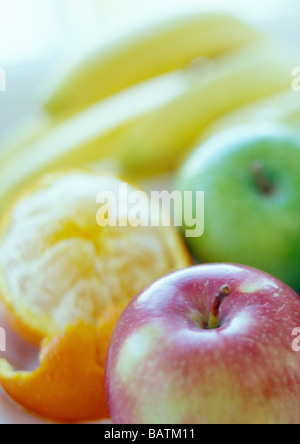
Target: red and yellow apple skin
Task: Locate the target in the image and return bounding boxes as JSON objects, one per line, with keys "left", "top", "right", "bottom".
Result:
{"left": 105, "top": 264, "right": 300, "bottom": 424}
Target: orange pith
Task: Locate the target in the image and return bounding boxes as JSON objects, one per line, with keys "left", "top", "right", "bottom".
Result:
{"left": 0, "top": 170, "right": 191, "bottom": 420}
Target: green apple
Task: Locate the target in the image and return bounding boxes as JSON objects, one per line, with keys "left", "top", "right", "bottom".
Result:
{"left": 176, "top": 124, "right": 300, "bottom": 293}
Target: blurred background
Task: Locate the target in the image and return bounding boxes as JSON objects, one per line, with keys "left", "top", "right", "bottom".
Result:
{"left": 0, "top": 0, "right": 299, "bottom": 141}
{"left": 0, "top": 0, "right": 300, "bottom": 425}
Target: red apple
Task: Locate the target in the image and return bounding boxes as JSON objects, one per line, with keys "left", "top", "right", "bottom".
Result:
{"left": 105, "top": 264, "right": 300, "bottom": 424}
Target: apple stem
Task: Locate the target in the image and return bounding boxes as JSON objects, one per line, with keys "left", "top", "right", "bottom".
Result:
{"left": 251, "top": 161, "right": 274, "bottom": 195}
{"left": 207, "top": 285, "right": 232, "bottom": 330}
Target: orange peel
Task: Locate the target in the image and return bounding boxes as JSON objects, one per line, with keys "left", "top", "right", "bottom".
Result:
{"left": 0, "top": 305, "right": 124, "bottom": 422}
{"left": 0, "top": 169, "right": 191, "bottom": 420}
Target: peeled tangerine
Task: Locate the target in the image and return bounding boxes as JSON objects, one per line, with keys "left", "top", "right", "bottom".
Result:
{"left": 0, "top": 170, "right": 191, "bottom": 421}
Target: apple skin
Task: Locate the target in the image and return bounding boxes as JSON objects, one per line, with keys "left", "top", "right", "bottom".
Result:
{"left": 105, "top": 264, "right": 300, "bottom": 424}
{"left": 175, "top": 125, "right": 300, "bottom": 293}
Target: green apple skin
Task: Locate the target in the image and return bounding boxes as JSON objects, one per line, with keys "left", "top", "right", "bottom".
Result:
{"left": 176, "top": 125, "right": 300, "bottom": 293}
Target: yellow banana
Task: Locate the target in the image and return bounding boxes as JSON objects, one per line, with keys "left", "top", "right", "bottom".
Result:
{"left": 0, "top": 72, "right": 190, "bottom": 213}
{"left": 0, "top": 113, "right": 52, "bottom": 164}
{"left": 43, "top": 12, "right": 262, "bottom": 117}
{"left": 0, "top": 43, "right": 295, "bottom": 214}
{"left": 118, "top": 43, "right": 297, "bottom": 175}
{"left": 199, "top": 89, "right": 300, "bottom": 141}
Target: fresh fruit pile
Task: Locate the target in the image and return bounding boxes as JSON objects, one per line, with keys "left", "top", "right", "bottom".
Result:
{"left": 0, "top": 170, "right": 190, "bottom": 421}
{"left": 0, "top": 13, "right": 298, "bottom": 213}
{"left": 0, "top": 11, "right": 300, "bottom": 424}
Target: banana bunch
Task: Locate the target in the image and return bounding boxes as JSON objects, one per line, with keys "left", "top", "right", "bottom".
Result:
{"left": 117, "top": 44, "right": 297, "bottom": 175}
{"left": 0, "top": 12, "right": 298, "bottom": 214}
{"left": 43, "top": 13, "right": 262, "bottom": 117}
